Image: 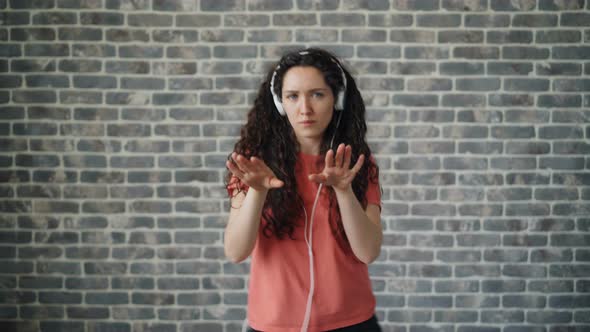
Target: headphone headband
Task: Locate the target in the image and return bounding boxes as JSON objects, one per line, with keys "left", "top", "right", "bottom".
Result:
{"left": 269, "top": 50, "right": 347, "bottom": 116}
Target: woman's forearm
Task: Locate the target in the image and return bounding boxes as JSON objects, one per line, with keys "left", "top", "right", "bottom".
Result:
{"left": 224, "top": 188, "right": 267, "bottom": 263}
{"left": 333, "top": 186, "right": 382, "bottom": 264}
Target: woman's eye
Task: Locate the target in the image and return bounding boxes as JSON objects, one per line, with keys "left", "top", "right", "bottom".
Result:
{"left": 286, "top": 94, "right": 297, "bottom": 100}
{"left": 313, "top": 92, "right": 324, "bottom": 98}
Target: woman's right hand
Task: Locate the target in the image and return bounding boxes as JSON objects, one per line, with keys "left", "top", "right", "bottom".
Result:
{"left": 226, "top": 152, "right": 284, "bottom": 192}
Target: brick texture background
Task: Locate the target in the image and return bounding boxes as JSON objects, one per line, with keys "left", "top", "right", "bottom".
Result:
{"left": 1, "top": 0, "right": 590, "bottom": 331}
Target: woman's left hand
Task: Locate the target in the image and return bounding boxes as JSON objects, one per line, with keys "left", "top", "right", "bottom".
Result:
{"left": 308, "top": 143, "right": 365, "bottom": 191}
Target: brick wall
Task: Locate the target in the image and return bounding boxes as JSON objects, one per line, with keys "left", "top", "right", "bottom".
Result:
{"left": 1, "top": 0, "right": 589, "bottom": 331}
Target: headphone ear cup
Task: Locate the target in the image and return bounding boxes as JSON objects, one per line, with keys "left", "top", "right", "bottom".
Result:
{"left": 276, "top": 102, "right": 285, "bottom": 116}
{"left": 271, "top": 90, "right": 286, "bottom": 116}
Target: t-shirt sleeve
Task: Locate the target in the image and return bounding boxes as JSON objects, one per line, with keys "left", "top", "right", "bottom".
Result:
{"left": 226, "top": 175, "right": 249, "bottom": 197}
{"left": 365, "top": 157, "right": 381, "bottom": 210}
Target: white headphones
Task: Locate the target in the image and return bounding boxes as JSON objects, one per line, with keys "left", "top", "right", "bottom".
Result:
{"left": 269, "top": 50, "right": 348, "bottom": 116}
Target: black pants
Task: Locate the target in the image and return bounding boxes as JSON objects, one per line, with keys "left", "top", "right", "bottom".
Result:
{"left": 247, "top": 314, "right": 382, "bottom": 332}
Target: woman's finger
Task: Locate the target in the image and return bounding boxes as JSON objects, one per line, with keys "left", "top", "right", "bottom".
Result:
{"left": 250, "top": 156, "right": 267, "bottom": 173}
{"left": 226, "top": 160, "right": 244, "bottom": 179}
{"left": 231, "top": 153, "right": 246, "bottom": 173}
{"left": 325, "top": 149, "right": 335, "bottom": 168}
{"left": 268, "top": 177, "right": 284, "bottom": 188}
{"left": 229, "top": 154, "right": 245, "bottom": 174}
{"left": 350, "top": 154, "right": 365, "bottom": 175}
{"left": 246, "top": 156, "right": 261, "bottom": 172}
{"left": 342, "top": 145, "right": 352, "bottom": 170}
{"left": 235, "top": 154, "right": 253, "bottom": 173}
{"left": 334, "top": 143, "right": 345, "bottom": 167}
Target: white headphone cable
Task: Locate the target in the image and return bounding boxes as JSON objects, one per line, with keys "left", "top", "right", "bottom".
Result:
{"left": 300, "top": 182, "right": 322, "bottom": 332}
{"left": 300, "top": 109, "right": 343, "bottom": 332}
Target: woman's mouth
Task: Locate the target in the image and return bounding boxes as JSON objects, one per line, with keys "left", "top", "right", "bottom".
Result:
{"left": 300, "top": 120, "right": 315, "bottom": 126}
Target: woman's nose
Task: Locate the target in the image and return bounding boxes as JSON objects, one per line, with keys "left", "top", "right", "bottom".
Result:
{"left": 299, "top": 97, "right": 312, "bottom": 114}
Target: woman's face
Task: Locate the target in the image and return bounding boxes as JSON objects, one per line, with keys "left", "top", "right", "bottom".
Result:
{"left": 280, "top": 66, "right": 335, "bottom": 153}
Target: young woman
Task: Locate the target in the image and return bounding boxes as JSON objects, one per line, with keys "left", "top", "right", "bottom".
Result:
{"left": 224, "top": 48, "right": 382, "bottom": 332}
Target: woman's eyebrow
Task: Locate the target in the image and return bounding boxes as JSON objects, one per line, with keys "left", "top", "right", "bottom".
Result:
{"left": 283, "top": 88, "right": 329, "bottom": 93}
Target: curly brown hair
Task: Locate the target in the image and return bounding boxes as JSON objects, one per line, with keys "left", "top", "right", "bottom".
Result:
{"left": 225, "top": 48, "right": 379, "bottom": 251}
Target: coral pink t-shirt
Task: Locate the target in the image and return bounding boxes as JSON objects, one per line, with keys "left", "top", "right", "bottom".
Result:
{"left": 229, "top": 152, "right": 381, "bottom": 332}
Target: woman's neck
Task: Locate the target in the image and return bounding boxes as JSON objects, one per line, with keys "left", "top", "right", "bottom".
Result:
{"left": 298, "top": 140, "right": 321, "bottom": 155}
